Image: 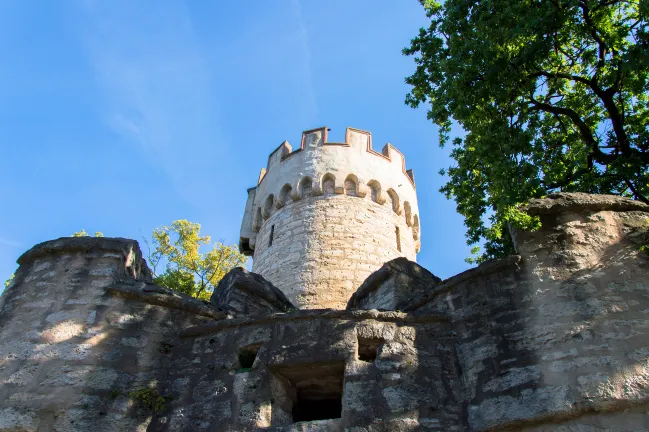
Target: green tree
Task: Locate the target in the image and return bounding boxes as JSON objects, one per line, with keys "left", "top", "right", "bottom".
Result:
{"left": 404, "top": 0, "right": 649, "bottom": 262}
{"left": 146, "top": 220, "right": 248, "bottom": 301}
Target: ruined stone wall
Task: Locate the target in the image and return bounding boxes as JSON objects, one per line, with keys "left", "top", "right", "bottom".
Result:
{"left": 411, "top": 193, "right": 649, "bottom": 430}
{"left": 240, "top": 126, "right": 421, "bottom": 310}
{"left": 0, "top": 238, "right": 218, "bottom": 432}
{"left": 2, "top": 193, "right": 648, "bottom": 432}
{"left": 153, "top": 310, "right": 461, "bottom": 432}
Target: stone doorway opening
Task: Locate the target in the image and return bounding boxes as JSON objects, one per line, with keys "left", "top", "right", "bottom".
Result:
{"left": 271, "top": 361, "right": 345, "bottom": 424}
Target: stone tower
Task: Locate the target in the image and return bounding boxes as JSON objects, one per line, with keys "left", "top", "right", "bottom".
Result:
{"left": 239, "top": 126, "right": 421, "bottom": 309}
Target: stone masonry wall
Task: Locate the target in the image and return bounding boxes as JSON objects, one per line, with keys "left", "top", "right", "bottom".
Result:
{"left": 152, "top": 310, "right": 461, "bottom": 432}
{"left": 1, "top": 193, "right": 648, "bottom": 432}
{"left": 252, "top": 193, "right": 416, "bottom": 310}
{"left": 411, "top": 193, "right": 649, "bottom": 430}
{"left": 0, "top": 238, "right": 217, "bottom": 432}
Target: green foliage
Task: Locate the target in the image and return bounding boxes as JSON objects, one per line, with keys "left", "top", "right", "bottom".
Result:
{"left": 128, "top": 388, "right": 170, "bottom": 413}
{"left": 72, "top": 229, "right": 104, "bottom": 237}
{"left": 405, "top": 0, "right": 649, "bottom": 262}
{"left": 4, "top": 273, "right": 14, "bottom": 289}
{"left": 147, "top": 220, "right": 248, "bottom": 301}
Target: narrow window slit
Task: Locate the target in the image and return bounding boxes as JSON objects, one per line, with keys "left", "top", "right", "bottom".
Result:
{"left": 395, "top": 226, "right": 401, "bottom": 252}
{"left": 269, "top": 225, "right": 275, "bottom": 247}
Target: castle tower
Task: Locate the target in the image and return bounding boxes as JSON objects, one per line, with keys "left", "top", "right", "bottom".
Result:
{"left": 239, "top": 127, "right": 421, "bottom": 309}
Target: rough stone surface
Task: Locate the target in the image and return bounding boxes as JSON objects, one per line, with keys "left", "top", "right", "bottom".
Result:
{"left": 346, "top": 257, "right": 442, "bottom": 311}
{"left": 0, "top": 237, "right": 214, "bottom": 432}
{"left": 1, "top": 193, "right": 649, "bottom": 431}
{"left": 211, "top": 267, "right": 296, "bottom": 316}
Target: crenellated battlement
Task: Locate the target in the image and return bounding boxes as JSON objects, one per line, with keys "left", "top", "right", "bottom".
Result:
{"left": 258, "top": 127, "right": 415, "bottom": 189}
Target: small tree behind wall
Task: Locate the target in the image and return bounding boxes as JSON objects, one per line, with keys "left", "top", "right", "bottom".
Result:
{"left": 146, "top": 220, "right": 248, "bottom": 301}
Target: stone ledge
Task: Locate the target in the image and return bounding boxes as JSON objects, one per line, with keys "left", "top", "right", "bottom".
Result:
{"left": 109, "top": 282, "right": 227, "bottom": 320}
{"left": 17, "top": 236, "right": 142, "bottom": 265}
{"left": 346, "top": 257, "right": 442, "bottom": 311}
{"left": 179, "top": 308, "right": 449, "bottom": 338}
{"left": 405, "top": 255, "right": 523, "bottom": 312}
{"left": 211, "top": 267, "right": 295, "bottom": 316}
{"left": 522, "top": 192, "right": 649, "bottom": 216}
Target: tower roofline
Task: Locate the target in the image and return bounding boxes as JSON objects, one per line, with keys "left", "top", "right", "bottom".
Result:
{"left": 258, "top": 126, "right": 416, "bottom": 189}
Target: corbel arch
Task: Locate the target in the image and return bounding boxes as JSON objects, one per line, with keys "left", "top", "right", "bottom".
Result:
{"left": 277, "top": 183, "right": 293, "bottom": 208}
{"left": 386, "top": 188, "right": 402, "bottom": 215}
{"left": 321, "top": 173, "right": 336, "bottom": 196}
{"left": 403, "top": 201, "right": 413, "bottom": 226}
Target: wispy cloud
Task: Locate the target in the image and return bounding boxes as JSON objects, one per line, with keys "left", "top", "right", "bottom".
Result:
{"left": 0, "top": 237, "right": 22, "bottom": 248}
{"left": 76, "top": 0, "right": 223, "bottom": 201}
{"left": 290, "top": 0, "right": 318, "bottom": 123}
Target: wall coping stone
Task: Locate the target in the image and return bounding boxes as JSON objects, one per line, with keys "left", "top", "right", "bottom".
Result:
{"left": 17, "top": 236, "right": 143, "bottom": 265}
{"left": 109, "top": 281, "right": 228, "bottom": 320}
{"left": 346, "top": 257, "right": 442, "bottom": 311}
{"left": 521, "top": 192, "right": 649, "bottom": 215}
{"left": 179, "top": 308, "right": 449, "bottom": 338}
{"left": 405, "top": 255, "right": 523, "bottom": 312}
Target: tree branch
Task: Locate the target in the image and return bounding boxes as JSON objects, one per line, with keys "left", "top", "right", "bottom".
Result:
{"left": 527, "top": 97, "right": 616, "bottom": 164}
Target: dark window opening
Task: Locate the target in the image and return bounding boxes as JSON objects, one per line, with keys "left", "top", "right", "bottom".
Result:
{"left": 237, "top": 344, "right": 261, "bottom": 372}
{"left": 293, "top": 396, "right": 342, "bottom": 422}
{"left": 269, "top": 225, "right": 275, "bottom": 247}
{"left": 358, "top": 337, "right": 382, "bottom": 362}
{"left": 395, "top": 226, "right": 401, "bottom": 252}
{"left": 270, "top": 361, "right": 344, "bottom": 424}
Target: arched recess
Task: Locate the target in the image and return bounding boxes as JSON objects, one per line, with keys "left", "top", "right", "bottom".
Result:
{"left": 413, "top": 215, "right": 420, "bottom": 240}
{"left": 404, "top": 201, "right": 413, "bottom": 226}
{"left": 252, "top": 207, "right": 263, "bottom": 232}
{"left": 386, "top": 188, "right": 401, "bottom": 214}
{"left": 277, "top": 184, "right": 292, "bottom": 208}
{"left": 367, "top": 180, "right": 383, "bottom": 204}
{"left": 262, "top": 194, "right": 274, "bottom": 219}
{"left": 322, "top": 173, "right": 336, "bottom": 196}
{"left": 344, "top": 174, "right": 359, "bottom": 197}
{"left": 299, "top": 176, "right": 313, "bottom": 199}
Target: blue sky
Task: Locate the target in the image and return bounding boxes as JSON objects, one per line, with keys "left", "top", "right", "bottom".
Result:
{"left": 0, "top": 0, "right": 472, "bottom": 290}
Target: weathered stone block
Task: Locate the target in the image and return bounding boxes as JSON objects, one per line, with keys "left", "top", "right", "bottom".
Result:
{"left": 346, "top": 257, "right": 441, "bottom": 311}
{"left": 211, "top": 267, "right": 296, "bottom": 316}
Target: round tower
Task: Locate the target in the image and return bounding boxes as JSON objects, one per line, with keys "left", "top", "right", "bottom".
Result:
{"left": 239, "top": 126, "right": 421, "bottom": 309}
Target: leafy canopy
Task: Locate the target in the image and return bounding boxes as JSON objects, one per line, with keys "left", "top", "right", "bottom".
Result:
{"left": 404, "top": 0, "right": 649, "bottom": 262}
{"left": 147, "top": 220, "right": 248, "bottom": 301}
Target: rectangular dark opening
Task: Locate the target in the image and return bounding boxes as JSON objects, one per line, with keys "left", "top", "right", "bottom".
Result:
{"left": 358, "top": 337, "right": 382, "bottom": 362}
{"left": 270, "top": 361, "right": 344, "bottom": 424}
{"left": 293, "top": 396, "right": 341, "bottom": 422}
{"left": 237, "top": 344, "right": 261, "bottom": 372}
{"left": 269, "top": 225, "right": 275, "bottom": 247}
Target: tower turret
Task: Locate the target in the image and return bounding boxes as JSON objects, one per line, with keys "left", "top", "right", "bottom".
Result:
{"left": 239, "top": 126, "right": 421, "bottom": 309}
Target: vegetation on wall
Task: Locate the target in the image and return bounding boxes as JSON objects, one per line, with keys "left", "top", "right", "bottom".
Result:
{"left": 72, "top": 229, "right": 104, "bottom": 237}
{"left": 404, "top": 0, "right": 649, "bottom": 262}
